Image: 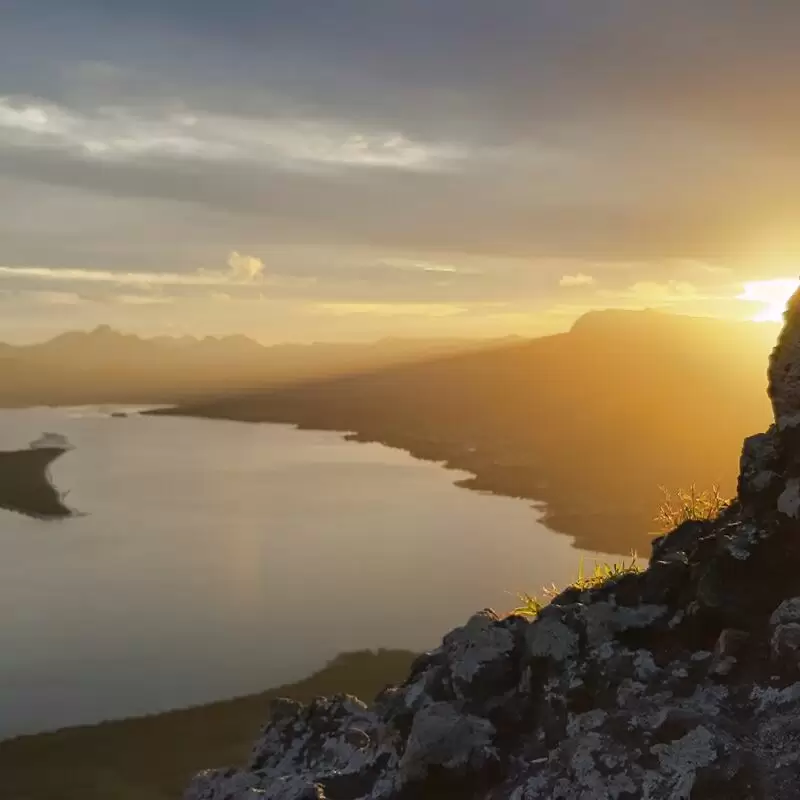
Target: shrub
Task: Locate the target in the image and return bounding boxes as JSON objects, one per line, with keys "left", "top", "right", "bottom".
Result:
{"left": 655, "top": 484, "right": 729, "bottom": 531}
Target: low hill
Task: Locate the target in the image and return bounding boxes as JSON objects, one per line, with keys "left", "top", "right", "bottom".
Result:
{"left": 156, "top": 310, "right": 778, "bottom": 555}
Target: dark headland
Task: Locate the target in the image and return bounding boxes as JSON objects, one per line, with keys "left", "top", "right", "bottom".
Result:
{"left": 0, "top": 446, "right": 70, "bottom": 518}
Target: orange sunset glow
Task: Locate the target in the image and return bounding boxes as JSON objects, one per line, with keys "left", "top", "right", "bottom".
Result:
{"left": 7, "top": 6, "right": 800, "bottom": 796}
{"left": 739, "top": 278, "right": 800, "bottom": 322}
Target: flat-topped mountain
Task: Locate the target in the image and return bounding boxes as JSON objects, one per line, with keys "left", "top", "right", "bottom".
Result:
{"left": 158, "top": 311, "right": 778, "bottom": 554}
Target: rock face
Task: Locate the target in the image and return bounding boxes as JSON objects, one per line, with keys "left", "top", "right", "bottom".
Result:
{"left": 769, "top": 285, "right": 800, "bottom": 428}
{"left": 186, "top": 303, "right": 800, "bottom": 800}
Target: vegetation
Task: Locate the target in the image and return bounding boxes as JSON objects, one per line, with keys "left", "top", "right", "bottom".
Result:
{"left": 511, "top": 554, "right": 642, "bottom": 617}
{"left": 655, "top": 483, "right": 729, "bottom": 531}
{"left": 511, "top": 481, "right": 730, "bottom": 618}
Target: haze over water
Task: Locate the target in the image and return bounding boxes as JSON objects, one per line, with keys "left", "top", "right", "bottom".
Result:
{"left": 0, "top": 408, "right": 612, "bottom": 739}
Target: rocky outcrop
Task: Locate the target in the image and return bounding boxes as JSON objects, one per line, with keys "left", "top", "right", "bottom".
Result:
{"left": 185, "top": 302, "right": 800, "bottom": 799}
{"left": 769, "top": 286, "right": 800, "bottom": 429}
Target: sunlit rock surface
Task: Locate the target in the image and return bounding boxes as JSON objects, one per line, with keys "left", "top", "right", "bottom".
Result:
{"left": 185, "top": 301, "right": 800, "bottom": 799}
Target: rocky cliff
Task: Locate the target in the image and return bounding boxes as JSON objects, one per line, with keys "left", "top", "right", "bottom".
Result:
{"left": 185, "top": 295, "right": 800, "bottom": 800}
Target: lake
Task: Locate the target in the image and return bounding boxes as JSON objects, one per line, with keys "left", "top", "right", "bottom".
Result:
{"left": 0, "top": 407, "right": 614, "bottom": 739}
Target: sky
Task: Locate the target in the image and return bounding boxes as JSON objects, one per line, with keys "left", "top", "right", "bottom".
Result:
{"left": 2, "top": 1, "right": 800, "bottom": 343}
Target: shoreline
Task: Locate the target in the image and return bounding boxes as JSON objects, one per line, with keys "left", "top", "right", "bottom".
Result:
{"left": 0, "top": 446, "right": 71, "bottom": 519}
{"left": 150, "top": 406, "right": 660, "bottom": 555}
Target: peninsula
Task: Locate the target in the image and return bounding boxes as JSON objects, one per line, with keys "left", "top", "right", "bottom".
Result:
{"left": 152, "top": 310, "right": 777, "bottom": 555}
{"left": 0, "top": 446, "right": 70, "bottom": 518}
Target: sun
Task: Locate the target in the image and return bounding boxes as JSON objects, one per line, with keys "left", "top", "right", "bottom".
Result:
{"left": 738, "top": 278, "right": 800, "bottom": 322}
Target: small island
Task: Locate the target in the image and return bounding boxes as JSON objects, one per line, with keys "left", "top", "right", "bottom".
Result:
{"left": 0, "top": 445, "right": 71, "bottom": 519}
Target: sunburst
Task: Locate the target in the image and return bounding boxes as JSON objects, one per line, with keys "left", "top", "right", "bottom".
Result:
{"left": 738, "top": 278, "right": 800, "bottom": 322}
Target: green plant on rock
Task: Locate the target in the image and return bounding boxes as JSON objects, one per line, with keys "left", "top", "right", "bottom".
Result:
{"left": 511, "top": 554, "right": 642, "bottom": 618}
{"left": 655, "top": 483, "right": 729, "bottom": 531}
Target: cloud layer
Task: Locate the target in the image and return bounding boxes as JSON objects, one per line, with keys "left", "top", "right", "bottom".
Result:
{"left": 2, "top": 2, "right": 799, "bottom": 341}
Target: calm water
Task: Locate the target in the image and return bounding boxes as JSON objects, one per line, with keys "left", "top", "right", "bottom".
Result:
{"left": 0, "top": 407, "right": 610, "bottom": 738}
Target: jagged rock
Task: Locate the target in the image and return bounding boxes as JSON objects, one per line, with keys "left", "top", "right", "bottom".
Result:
{"left": 398, "top": 703, "right": 497, "bottom": 785}
{"left": 714, "top": 628, "right": 750, "bottom": 659}
{"left": 708, "top": 628, "right": 749, "bottom": 677}
{"left": 769, "top": 598, "right": 800, "bottom": 666}
{"left": 650, "top": 519, "right": 708, "bottom": 564}
{"left": 770, "top": 597, "right": 800, "bottom": 627}
{"left": 777, "top": 478, "right": 800, "bottom": 518}
{"left": 771, "top": 624, "right": 800, "bottom": 664}
{"left": 440, "top": 610, "right": 517, "bottom": 699}
{"left": 185, "top": 770, "right": 326, "bottom": 800}
{"left": 184, "top": 295, "right": 800, "bottom": 799}
{"left": 768, "top": 285, "right": 800, "bottom": 428}
{"left": 525, "top": 614, "right": 577, "bottom": 662}
{"left": 739, "top": 428, "right": 781, "bottom": 505}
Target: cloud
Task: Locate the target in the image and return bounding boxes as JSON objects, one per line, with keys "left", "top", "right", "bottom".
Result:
{"left": 6, "top": 2, "right": 800, "bottom": 343}
{"left": 618, "top": 281, "right": 701, "bottom": 301}
{"left": 31, "top": 290, "right": 84, "bottom": 305}
{"left": 113, "top": 293, "right": 173, "bottom": 305}
{"left": 559, "top": 273, "right": 595, "bottom": 288}
{"left": 0, "top": 254, "right": 289, "bottom": 290}
{"left": 0, "top": 264, "right": 220, "bottom": 286}
{"left": 226, "top": 251, "right": 264, "bottom": 282}
{"left": 380, "top": 257, "right": 460, "bottom": 274}
{"left": 313, "top": 302, "right": 467, "bottom": 317}
{"left": 0, "top": 96, "right": 466, "bottom": 173}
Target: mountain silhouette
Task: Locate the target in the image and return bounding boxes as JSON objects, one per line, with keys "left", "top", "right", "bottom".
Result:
{"left": 0, "top": 328, "right": 487, "bottom": 407}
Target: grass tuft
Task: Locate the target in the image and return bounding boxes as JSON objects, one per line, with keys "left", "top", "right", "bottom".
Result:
{"left": 655, "top": 483, "right": 729, "bottom": 531}
{"left": 511, "top": 554, "right": 642, "bottom": 618}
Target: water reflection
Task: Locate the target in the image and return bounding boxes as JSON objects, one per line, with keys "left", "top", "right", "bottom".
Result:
{"left": 0, "top": 408, "right": 612, "bottom": 738}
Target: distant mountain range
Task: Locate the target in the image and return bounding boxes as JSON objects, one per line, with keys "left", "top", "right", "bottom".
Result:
{"left": 154, "top": 310, "right": 779, "bottom": 555}
{"left": 0, "top": 326, "right": 500, "bottom": 407}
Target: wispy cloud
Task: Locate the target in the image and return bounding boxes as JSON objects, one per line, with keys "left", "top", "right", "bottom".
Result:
{"left": 0, "top": 265, "right": 222, "bottom": 287}
{"left": 313, "top": 302, "right": 467, "bottom": 317}
{"left": 559, "top": 273, "right": 595, "bottom": 287}
{"left": 0, "top": 289, "right": 87, "bottom": 306}
{"left": 603, "top": 281, "right": 702, "bottom": 302}
{"left": 0, "top": 251, "right": 290, "bottom": 290}
{"left": 380, "top": 257, "right": 461, "bottom": 274}
{"left": 32, "top": 290, "right": 84, "bottom": 305}
{"left": 113, "top": 293, "right": 174, "bottom": 305}
{"left": 0, "top": 96, "right": 466, "bottom": 172}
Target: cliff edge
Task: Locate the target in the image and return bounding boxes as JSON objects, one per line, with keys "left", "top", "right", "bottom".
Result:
{"left": 185, "top": 293, "right": 800, "bottom": 799}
